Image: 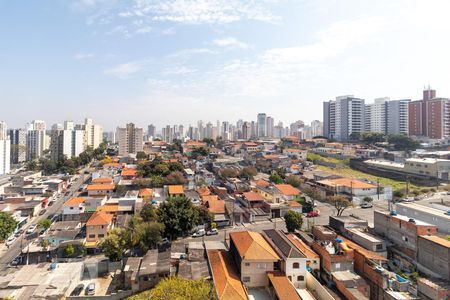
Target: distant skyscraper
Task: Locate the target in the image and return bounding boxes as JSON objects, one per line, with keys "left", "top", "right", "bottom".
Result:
{"left": 117, "top": 123, "right": 144, "bottom": 156}
{"left": 64, "top": 120, "right": 75, "bottom": 130}
{"left": 147, "top": 124, "right": 156, "bottom": 139}
{"left": 0, "top": 121, "right": 10, "bottom": 175}
{"left": 26, "top": 120, "right": 46, "bottom": 161}
{"left": 323, "top": 96, "right": 365, "bottom": 141}
{"left": 310, "top": 120, "right": 323, "bottom": 137}
{"left": 257, "top": 113, "right": 267, "bottom": 137}
{"left": 266, "top": 116, "right": 274, "bottom": 138}
{"left": 84, "top": 118, "right": 103, "bottom": 149}
{"left": 8, "top": 129, "right": 27, "bottom": 164}
{"left": 365, "top": 97, "right": 388, "bottom": 133}
{"left": 387, "top": 99, "right": 410, "bottom": 135}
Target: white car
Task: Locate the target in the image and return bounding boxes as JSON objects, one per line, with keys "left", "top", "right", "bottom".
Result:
{"left": 26, "top": 224, "right": 37, "bottom": 234}
{"left": 6, "top": 235, "right": 17, "bottom": 246}
{"left": 192, "top": 229, "right": 206, "bottom": 237}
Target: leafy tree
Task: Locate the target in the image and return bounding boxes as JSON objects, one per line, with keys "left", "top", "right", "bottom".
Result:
{"left": 360, "top": 132, "right": 386, "bottom": 145}
{"left": 64, "top": 244, "right": 75, "bottom": 257}
{"left": 0, "top": 212, "right": 18, "bottom": 241}
{"left": 169, "top": 139, "right": 183, "bottom": 152}
{"left": 202, "top": 138, "right": 215, "bottom": 147}
{"left": 40, "top": 239, "right": 50, "bottom": 249}
{"left": 164, "top": 171, "right": 186, "bottom": 185}
{"left": 168, "top": 162, "right": 184, "bottom": 172}
{"left": 388, "top": 134, "right": 420, "bottom": 151}
{"left": 26, "top": 160, "right": 38, "bottom": 171}
{"left": 99, "top": 228, "right": 127, "bottom": 261}
{"left": 136, "top": 151, "right": 148, "bottom": 160}
{"left": 115, "top": 184, "right": 127, "bottom": 196}
{"left": 269, "top": 172, "right": 283, "bottom": 184}
{"left": 349, "top": 132, "right": 362, "bottom": 141}
{"left": 284, "top": 210, "right": 303, "bottom": 232}
{"left": 327, "top": 195, "right": 352, "bottom": 216}
{"left": 133, "top": 178, "right": 153, "bottom": 188}
{"left": 154, "top": 164, "right": 170, "bottom": 176}
{"left": 363, "top": 196, "right": 373, "bottom": 203}
{"left": 303, "top": 187, "right": 322, "bottom": 207}
{"left": 140, "top": 203, "right": 157, "bottom": 222}
{"left": 210, "top": 222, "right": 217, "bottom": 230}
{"left": 148, "top": 277, "right": 215, "bottom": 300}
{"left": 393, "top": 190, "right": 405, "bottom": 198}
{"left": 38, "top": 219, "right": 52, "bottom": 230}
{"left": 286, "top": 175, "right": 302, "bottom": 188}
{"left": 158, "top": 196, "right": 201, "bottom": 239}
{"left": 220, "top": 168, "right": 239, "bottom": 179}
{"left": 150, "top": 175, "right": 164, "bottom": 187}
{"left": 191, "top": 147, "right": 209, "bottom": 159}
{"left": 240, "top": 166, "right": 258, "bottom": 179}
{"left": 132, "top": 222, "right": 165, "bottom": 252}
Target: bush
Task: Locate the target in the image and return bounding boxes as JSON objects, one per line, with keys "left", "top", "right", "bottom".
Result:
{"left": 420, "top": 188, "right": 429, "bottom": 193}
{"left": 430, "top": 188, "right": 436, "bottom": 193}
{"left": 393, "top": 190, "right": 404, "bottom": 198}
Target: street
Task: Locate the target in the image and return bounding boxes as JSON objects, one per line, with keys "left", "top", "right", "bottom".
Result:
{"left": 0, "top": 169, "right": 91, "bottom": 272}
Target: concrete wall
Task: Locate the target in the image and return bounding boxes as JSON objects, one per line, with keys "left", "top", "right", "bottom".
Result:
{"left": 417, "top": 236, "right": 450, "bottom": 280}
{"left": 305, "top": 272, "right": 334, "bottom": 300}
{"left": 396, "top": 204, "right": 450, "bottom": 234}
{"left": 240, "top": 260, "right": 277, "bottom": 287}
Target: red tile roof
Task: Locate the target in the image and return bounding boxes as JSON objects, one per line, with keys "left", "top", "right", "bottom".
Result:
{"left": 64, "top": 197, "right": 86, "bottom": 206}
{"left": 243, "top": 191, "right": 264, "bottom": 202}
{"left": 86, "top": 211, "right": 113, "bottom": 226}
{"left": 275, "top": 184, "right": 301, "bottom": 196}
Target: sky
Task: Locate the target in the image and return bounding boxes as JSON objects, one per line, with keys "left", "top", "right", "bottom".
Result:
{"left": 1, "top": 0, "right": 450, "bottom": 131}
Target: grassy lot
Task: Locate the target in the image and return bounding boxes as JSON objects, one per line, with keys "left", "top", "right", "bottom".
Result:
{"left": 315, "top": 165, "right": 427, "bottom": 191}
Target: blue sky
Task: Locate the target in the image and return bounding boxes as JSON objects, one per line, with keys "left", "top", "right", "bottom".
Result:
{"left": 2, "top": 0, "right": 450, "bottom": 131}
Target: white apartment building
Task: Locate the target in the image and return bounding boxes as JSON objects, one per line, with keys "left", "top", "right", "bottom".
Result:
{"left": 8, "top": 129, "right": 27, "bottom": 163}
{"left": 26, "top": 130, "right": 45, "bottom": 161}
{"left": 364, "top": 98, "right": 410, "bottom": 135}
{"left": 0, "top": 121, "right": 10, "bottom": 175}
{"left": 324, "top": 96, "right": 365, "bottom": 141}
{"left": 50, "top": 129, "right": 86, "bottom": 160}
{"left": 117, "top": 123, "right": 144, "bottom": 156}
{"left": 366, "top": 97, "right": 388, "bottom": 133}
{"left": 84, "top": 118, "right": 103, "bottom": 149}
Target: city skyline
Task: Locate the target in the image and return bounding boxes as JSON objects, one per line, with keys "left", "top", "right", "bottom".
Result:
{"left": 2, "top": 1, "right": 450, "bottom": 129}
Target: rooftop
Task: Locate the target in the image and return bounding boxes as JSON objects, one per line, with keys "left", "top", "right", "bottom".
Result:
{"left": 86, "top": 211, "right": 113, "bottom": 226}
{"left": 275, "top": 184, "right": 301, "bottom": 196}
{"left": 419, "top": 235, "right": 450, "bottom": 248}
{"left": 397, "top": 202, "right": 450, "bottom": 219}
{"left": 286, "top": 233, "right": 319, "bottom": 259}
{"left": 230, "top": 231, "right": 280, "bottom": 261}
{"left": 263, "top": 229, "right": 305, "bottom": 259}
{"left": 168, "top": 185, "right": 184, "bottom": 195}
{"left": 87, "top": 183, "right": 115, "bottom": 191}
{"left": 267, "top": 272, "right": 301, "bottom": 300}
{"left": 242, "top": 191, "right": 265, "bottom": 202}
{"left": 92, "top": 177, "right": 113, "bottom": 184}
{"left": 139, "top": 249, "right": 171, "bottom": 276}
{"left": 63, "top": 197, "right": 86, "bottom": 206}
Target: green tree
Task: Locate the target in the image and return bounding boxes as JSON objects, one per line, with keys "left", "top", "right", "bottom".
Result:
{"left": 136, "top": 151, "right": 148, "bottom": 160}
{"left": 40, "top": 239, "right": 50, "bottom": 249}
{"left": 388, "top": 134, "right": 420, "bottom": 151}
{"left": 0, "top": 212, "right": 18, "bottom": 241}
{"left": 327, "top": 195, "right": 352, "bottom": 216}
{"left": 360, "top": 132, "right": 386, "bottom": 145}
{"left": 284, "top": 210, "right": 303, "bottom": 232}
{"left": 269, "top": 172, "right": 283, "bottom": 184}
{"left": 133, "top": 222, "right": 165, "bottom": 252}
{"left": 140, "top": 203, "right": 157, "bottom": 222}
{"left": 286, "top": 175, "right": 302, "bottom": 188}
{"left": 363, "top": 196, "right": 373, "bottom": 203}
{"left": 64, "top": 244, "right": 75, "bottom": 257}
{"left": 168, "top": 162, "right": 184, "bottom": 172}
{"left": 154, "top": 164, "right": 170, "bottom": 176}
{"left": 148, "top": 277, "right": 215, "bottom": 300}
{"left": 164, "top": 171, "right": 186, "bottom": 185}
{"left": 158, "top": 196, "right": 201, "bottom": 239}
{"left": 38, "top": 219, "right": 52, "bottom": 230}
{"left": 220, "top": 168, "right": 239, "bottom": 179}
{"left": 303, "top": 187, "right": 322, "bottom": 207}
{"left": 99, "top": 228, "right": 127, "bottom": 261}
{"left": 191, "top": 147, "right": 209, "bottom": 159}
{"left": 240, "top": 167, "right": 258, "bottom": 179}
{"left": 25, "top": 160, "right": 38, "bottom": 171}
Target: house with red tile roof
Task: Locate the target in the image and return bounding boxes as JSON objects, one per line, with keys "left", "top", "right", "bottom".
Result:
{"left": 86, "top": 211, "right": 114, "bottom": 246}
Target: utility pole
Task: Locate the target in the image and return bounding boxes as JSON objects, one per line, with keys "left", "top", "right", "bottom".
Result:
{"left": 377, "top": 178, "right": 380, "bottom": 201}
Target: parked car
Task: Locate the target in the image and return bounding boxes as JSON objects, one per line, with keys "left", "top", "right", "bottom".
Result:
{"left": 86, "top": 283, "right": 96, "bottom": 295}
{"left": 206, "top": 228, "right": 219, "bottom": 236}
{"left": 51, "top": 214, "right": 60, "bottom": 223}
{"left": 70, "top": 284, "right": 84, "bottom": 296}
{"left": 306, "top": 211, "right": 319, "bottom": 218}
{"left": 6, "top": 235, "right": 17, "bottom": 246}
{"left": 192, "top": 229, "right": 206, "bottom": 237}
{"left": 39, "top": 209, "right": 47, "bottom": 216}
{"left": 26, "top": 224, "right": 37, "bottom": 234}
{"left": 47, "top": 201, "right": 54, "bottom": 207}
{"left": 14, "top": 229, "right": 24, "bottom": 237}
{"left": 360, "top": 202, "right": 373, "bottom": 208}
{"left": 10, "top": 256, "right": 22, "bottom": 266}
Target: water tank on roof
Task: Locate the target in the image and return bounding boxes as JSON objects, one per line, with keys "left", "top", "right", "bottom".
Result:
{"left": 390, "top": 210, "right": 397, "bottom": 216}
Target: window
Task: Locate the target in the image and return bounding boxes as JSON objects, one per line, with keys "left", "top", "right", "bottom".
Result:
{"left": 257, "top": 263, "right": 266, "bottom": 269}
{"left": 288, "top": 276, "right": 292, "bottom": 281}
{"left": 297, "top": 275, "right": 304, "bottom": 281}
{"left": 98, "top": 234, "right": 104, "bottom": 238}
{"left": 243, "top": 277, "right": 250, "bottom": 283}
{"left": 245, "top": 263, "right": 250, "bottom": 267}
{"left": 101, "top": 225, "right": 105, "bottom": 229}
{"left": 376, "top": 244, "right": 383, "bottom": 250}
{"left": 89, "top": 234, "right": 95, "bottom": 238}
{"left": 70, "top": 207, "right": 74, "bottom": 210}
{"left": 293, "top": 262, "right": 300, "bottom": 269}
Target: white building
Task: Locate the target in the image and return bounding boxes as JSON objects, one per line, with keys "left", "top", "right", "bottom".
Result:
{"left": 84, "top": 118, "right": 103, "bottom": 149}
{"left": 0, "top": 121, "right": 10, "bottom": 175}
{"left": 310, "top": 120, "right": 323, "bottom": 137}
{"left": 8, "top": 128, "right": 27, "bottom": 163}
{"left": 366, "top": 97, "right": 388, "bottom": 133}
{"left": 117, "top": 123, "right": 144, "bottom": 156}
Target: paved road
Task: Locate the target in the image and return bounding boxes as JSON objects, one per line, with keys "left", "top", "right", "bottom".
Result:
{"left": 0, "top": 169, "right": 91, "bottom": 271}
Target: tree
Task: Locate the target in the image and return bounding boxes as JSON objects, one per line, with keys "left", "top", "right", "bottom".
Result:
{"left": 0, "top": 212, "right": 18, "bottom": 241}
{"left": 303, "top": 187, "right": 322, "bottom": 207}
{"left": 327, "top": 195, "right": 352, "bottom": 216}
{"left": 99, "top": 228, "right": 127, "bottom": 261}
{"left": 286, "top": 175, "right": 302, "bottom": 188}
{"left": 154, "top": 164, "right": 170, "bottom": 176}
{"left": 64, "top": 244, "right": 75, "bottom": 257}
{"left": 136, "top": 151, "right": 148, "bottom": 160}
{"left": 202, "top": 138, "right": 215, "bottom": 147}
{"left": 158, "top": 196, "right": 201, "bottom": 239}
{"left": 360, "top": 132, "right": 386, "bottom": 145}
{"left": 40, "top": 239, "right": 50, "bottom": 249}
{"left": 164, "top": 171, "right": 186, "bottom": 185}
{"left": 220, "top": 168, "right": 239, "bottom": 179}
{"left": 393, "top": 190, "right": 404, "bottom": 198}
{"left": 191, "top": 147, "right": 209, "bottom": 159}
{"left": 26, "top": 160, "right": 38, "bottom": 171}
{"left": 284, "top": 210, "right": 303, "bottom": 232}
{"left": 269, "top": 172, "right": 283, "bottom": 184}
{"left": 149, "top": 277, "right": 215, "bottom": 300}
{"left": 133, "top": 222, "right": 165, "bottom": 252}
{"left": 387, "top": 134, "right": 420, "bottom": 151}
{"left": 240, "top": 167, "right": 258, "bottom": 180}
{"left": 363, "top": 196, "right": 373, "bottom": 203}
{"left": 38, "top": 219, "right": 52, "bottom": 230}
{"left": 168, "top": 162, "right": 184, "bottom": 172}
{"left": 140, "top": 203, "right": 157, "bottom": 222}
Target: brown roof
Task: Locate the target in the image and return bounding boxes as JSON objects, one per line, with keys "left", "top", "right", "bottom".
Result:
{"left": 275, "top": 184, "right": 301, "bottom": 196}
{"left": 121, "top": 168, "right": 137, "bottom": 177}
{"left": 64, "top": 197, "right": 86, "bottom": 206}
{"left": 86, "top": 211, "right": 113, "bottom": 226}
{"left": 255, "top": 179, "right": 270, "bottom": 187}
{"left": 103, "top": 163, "right": 121, "bottom": 167}
{"left": 168, "top": 185, "right": 184, "bottom": 195}
{"left": 286, "top": 233, "right": 319, "bottom": 259}
{"left": 87, "top": 184, "right": 115, "bottom": 191}
{"left": 96, "top": 205, "right": 119, "bottom": 213}
{"left": 92, "top": 178, "right": 113, "bottom": 184}
{"left": 420, "top": 235, "right": 450, "bottom": 248}
{"left": 196, "top": 187, "right": 211, "bottom": 196}
{"left": 203, "top": 195, "right": 225, "bottom": 214}
{"left": 267, "top": 272, "right": 301, "bottom": 300}
{"left": 208, "top": 250, "right": 248, "bottom": 300}
{"left": 139, "top": 188, "right": 153, "bottom": 197}
{"left": 341, "top": 236, "right": 387, "bottom": 261}
{"left": 243, "top": 191, "right": 264, "bottom": 202}
{"left": 329, "top": 178, "right": 377, "bottom": 189}
{"left": 230, "top": 231, "right": 280, "bottom": 261}
{"left": 287, "top": 201, "right": 302, "bottom": 207}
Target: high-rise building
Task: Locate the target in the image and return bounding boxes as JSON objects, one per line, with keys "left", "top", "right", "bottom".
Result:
{"left": 387, "top": 99, "right": 410, "bottom": 135}
{"left": 310, "top": 120, "right": 323, "bottom": 137}
{"left": 242, "top": 122, "right": 251, "bottom": 140}
{"left": 64, "top": 120, "right": 75, "bottom": 130}
{"left": 266, "top": 116, "right": 274, "bottom": 138}
{"left": 257, "top": 113, "right": 267, "bottom": 137}
{"left": 26, "top": 120, "right": 46, "bottom": 161}
{"left": 323, "top": 96, "right": 365, "bottom": 141}
{"left": 83, "top": 118, "right": 103, "bottom": 149}
{"left": 50, "top": 129, "right": 86, "bottom": 161}
{"left": 147, "top": 124, "right": 156, "bottom": 139}
{"left": 9, "top": 129, "right": 27, "bottom": 164}
{"left": 0, "top": 121, "right": 10, "bottom": 175}
{"left": 117, "top": 123, "right": 144, "bottom": 156}
{"left": 365, "top": 97, "right": 388, "bottom": 133}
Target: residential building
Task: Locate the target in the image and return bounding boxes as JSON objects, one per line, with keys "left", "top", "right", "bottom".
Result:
{"left": 83, "top": 118, "right": 103, "bottom": 149}
{"left": 417, "top": 235, "right": 450, "bottom": 281}
{"left": 257, "top": 113, "right": 267, "bottom": 137}
{"left": 323, "top": 96, "right": 365, "bottom": 141}
{"left": 310, "top": 120, "right": 323, "bottom": 137}
{"left": 396, "top": 202, "right": 450, "bottom": 234}
{"left": 85, "top": 211, "right": 114, "bottom": 244}
{"left": 365, "top": 97, "right": 388, "bottom": 133}
{"left": 167, "top": 185, "right": 184, "bottom": 197}
{"left": 8, "top": 128, "right": 27, "bottom": 164}
{"left": 266, "top": 116, "right": 274, "bottom": 137}
{"left": 26, "top": 129, "right": 45, "bottom": 161}
{"left": 62, "top": 197, "right": 86, "bottom": 221}
{"left": 117, "top": 123, "right": 144, "bottom": 156}
{"left": 50, "top": 129, "right": 86, "bottom": 161}
{"left": 229, "top": 231, "right": 280, "bottom": 287}
{"left": 87, "top": 183, "right": 115, "bottom": 197}
{"left": 137, "top": 249, "right": 171, "bottom": 291}
{"left": 0, "top": 122, "right": 10, "bottom": 175}
{"left": 387, "top": 99, "right": 410, "bottom": 135}
{"left": 147, "top": 124, "right": 156, "bottom": 139}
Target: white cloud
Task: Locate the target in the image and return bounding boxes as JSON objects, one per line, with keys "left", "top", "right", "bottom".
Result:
{"left": 161, "top": 27, "right": 176, "bottom": 35}
{"left": 161, "top": 66, "right": 197, "bottom": 76}
{"left": 103, "top": 61, "right": 146, "bottom": 78}
{"left": 73, "top": 53, "right": 95, "bottom": 60}
{"left": 135, "top": 26, "right": 152, "bottom": 34}
{"left": 212, "top": 37, "right": 250, "bottom": 49}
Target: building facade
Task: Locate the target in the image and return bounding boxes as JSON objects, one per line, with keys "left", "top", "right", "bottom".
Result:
{"left": 117, "top": 123, "right": 144, "bottom": 156}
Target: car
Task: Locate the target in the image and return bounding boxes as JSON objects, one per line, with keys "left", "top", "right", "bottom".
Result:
{"left": 360, "top": 202, "right": 373, "bottom": 208}
{"left": 306, "top": 211, "right": 319, "bottom": 218}
{"left": 6, "top": 235, "right": 17, "bottom": 246}
{"left": 51, "top": 214, "right": 60, "bottom": 222}
{"left": 206, "top": 229, "right": 219, "bottom": 236}
{"left": 192, "top": 229, "right": 206, "bottom": 237}
{"left": 86, "top": 283, "right": 96, "bottom": 295}
{"left": 47, "top": 201, "right": 54, "bottom": 207}
{"left": 10, "top": 256, "right": 22, "bottom": 266}
{"left": 14, "top": 229, "right": 24, "bottom": 237}
{"left": 47, "top": 213, "right": 55, "bottom": 221}
{"left": 39, "top": 209, "right": 46, "bottom": 216}
{"left": 39, "top": 229, "right": 47, "bottom": 236}
{"left": 26, "top": 224, "right": 37, "bottom": 234}
{"left": 70, "top": 284, "right": 84, "bottom": 296}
